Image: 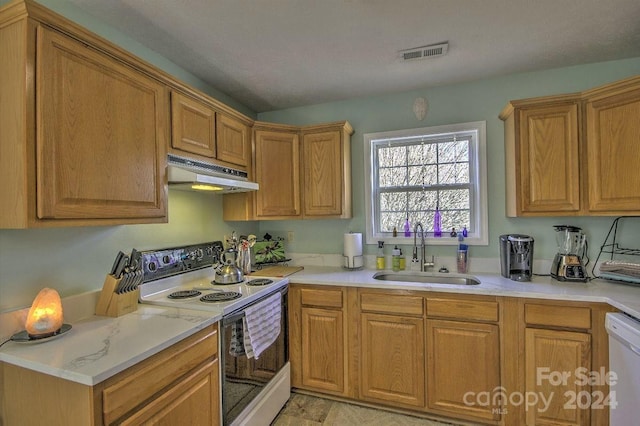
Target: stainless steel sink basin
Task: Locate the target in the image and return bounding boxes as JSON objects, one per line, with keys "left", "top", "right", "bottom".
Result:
{"left": 372, "top": 272, "right": 481, "bottom": 285}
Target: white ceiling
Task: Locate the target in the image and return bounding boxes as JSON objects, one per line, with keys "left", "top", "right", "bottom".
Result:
{"left": 68, "top": 0, "right": 640, "bottom": 113}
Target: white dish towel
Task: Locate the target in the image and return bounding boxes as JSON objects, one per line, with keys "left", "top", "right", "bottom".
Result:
{"left": 243, "top": 292, "right": 282, "bottom": 359}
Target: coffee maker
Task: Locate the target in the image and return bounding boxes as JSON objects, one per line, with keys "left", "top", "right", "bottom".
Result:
{"left": 500, "top": 234, "right": 535, "bottom": 281}
{"left": 550, "top": 225, "right": 588, "bottom": 282}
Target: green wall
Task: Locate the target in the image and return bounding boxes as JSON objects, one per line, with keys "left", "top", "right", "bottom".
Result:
{"left": 1, "top": 0, "right": 639, "bottom": 311}
{"left": 0, "top": 191, "right": 259, "bottom": 311}
{"left": 257, "top": 58, "right": 640, "bottom": 261}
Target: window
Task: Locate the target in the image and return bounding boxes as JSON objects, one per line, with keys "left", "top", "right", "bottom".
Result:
{"left": 364, "top": 121, "right": 488, "bottom": 245}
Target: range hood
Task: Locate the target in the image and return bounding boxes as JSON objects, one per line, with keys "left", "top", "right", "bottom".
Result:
{"left": 167, "top": 154, "right": 259, "bottom": 193}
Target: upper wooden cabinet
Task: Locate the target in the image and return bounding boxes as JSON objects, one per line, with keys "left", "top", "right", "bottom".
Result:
{"left": 0, "top": 5, "right": 169, "bottom": 228}
{"left": 223, "top": 121, "right": 353, "bottom": 221}
{"left": 170, "top": 93, "right": 252, "bottom": 168}
{"left": 302, "top": 123, "right": 353, "bottom": 218}
{"left": 584, "top": 79, "right": 640, "bottom": 213}
{"left": 500, "top": 75, "right": 640, "bottom": 217}
{"left": 254, "top": 124, "right": 301, "bottom": 218}
{"left": 501, "top": 97, "right": 581, "bottom": 216}
{"left": 171, "top": 91, "right": 216, "bottom": 158}
{"left": 216, "top": 113, "right": 251, "bottom": 167}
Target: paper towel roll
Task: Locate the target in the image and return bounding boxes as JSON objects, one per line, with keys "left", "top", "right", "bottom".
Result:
{"left": 344, "top": 232, "right": 363, "bottom": 268}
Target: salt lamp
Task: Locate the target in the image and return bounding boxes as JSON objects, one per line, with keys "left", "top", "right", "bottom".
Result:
{"left": 25, "top": 288, "right": 64, "bottom": 337}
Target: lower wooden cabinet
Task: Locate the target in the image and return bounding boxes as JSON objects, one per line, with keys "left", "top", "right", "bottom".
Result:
{"left": 360, "top": 312, "right": 425, "bottom": 408}
{"left": 300, "top": 307, "right": 345, "bottom": 394}
{"left": 426, "top": 319, "right": 500, "bottom": 421}
{"left": 357, "top": 289, "right": 425, "bottom": 408}
{"left": 0, "top": 324, "right": 220, "bottom": 426}
{"left": 289, "top": 285, "right": 348, "bottom": 396}
{"left": 120, "top": 359, "right": 219, "bottom": 425}
{"left": 289, "top": 285, "right": 613, "bottom": 426}
{"left": 521, "top": 301, "right": 613, "bottom": 426}
{"left": 524, "top": 328, "right": 591, "bottom": 426}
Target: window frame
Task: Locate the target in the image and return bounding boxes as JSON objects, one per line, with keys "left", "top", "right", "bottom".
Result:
{"left": 364, "top": 121, "right": 488, "bottom": 246}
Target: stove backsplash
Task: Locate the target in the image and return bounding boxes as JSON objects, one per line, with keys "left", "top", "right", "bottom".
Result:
{"left": 142, "top": 241, "right": 223, "bottom": 282}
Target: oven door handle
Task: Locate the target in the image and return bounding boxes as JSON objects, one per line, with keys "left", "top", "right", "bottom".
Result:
{"left": 223, "top": 310, "right": 245, "bottom": 325}
{"left": 223, "top": 286, "right": 288, "bottom": 326}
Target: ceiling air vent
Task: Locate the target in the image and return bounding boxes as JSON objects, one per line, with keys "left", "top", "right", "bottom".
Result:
{"left": 399, "top": 42, "right": 449, "bottom": 61}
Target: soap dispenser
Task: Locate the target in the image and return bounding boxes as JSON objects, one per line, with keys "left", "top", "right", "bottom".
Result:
{"left": 376, "top": 241, "right": 386, "bottom": 270}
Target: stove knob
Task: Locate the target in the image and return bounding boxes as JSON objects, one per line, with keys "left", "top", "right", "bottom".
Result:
{"left": 148, "top": 261, "right": 157, "bottom": 271}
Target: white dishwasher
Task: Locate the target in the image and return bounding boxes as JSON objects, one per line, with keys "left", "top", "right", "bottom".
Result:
{"left": 605, "top": 312, "right": 640, "bottom": 426}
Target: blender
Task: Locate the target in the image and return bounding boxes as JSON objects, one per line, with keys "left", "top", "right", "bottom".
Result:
{"left": 550, "top": 225, "right": 588, "bottom": 282}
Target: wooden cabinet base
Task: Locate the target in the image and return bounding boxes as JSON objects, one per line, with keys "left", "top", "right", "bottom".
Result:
{"left": 0, "top": 325, "right": 220, "bottom": 426}
{"left": 289, "top": 284, "right": 613, "bottom": 426}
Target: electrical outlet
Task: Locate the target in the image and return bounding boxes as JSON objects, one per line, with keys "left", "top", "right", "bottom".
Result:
{"left": 287, "top": 231, "right": 294, "bottom": 242}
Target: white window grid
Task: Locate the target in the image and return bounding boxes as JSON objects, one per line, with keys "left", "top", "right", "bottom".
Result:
{"left": 364, "top": 121, "right": 488, "bottom": 246}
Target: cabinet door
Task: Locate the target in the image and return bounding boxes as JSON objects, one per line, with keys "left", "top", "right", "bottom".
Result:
{"left": 121, "top": 359, "right": 220, "bottom": 426}
{"left": 525, "top": 328, "right": 591, "bottom": 426}
{"left": 360, "top": 312, "right": 425, "bottom": 408}
{"left": 254, "top": 129, "right": 300, "bottom": 217}
{"left": 300, "top": 306, "right": 346, "bottom": 394}
{"left": 171, "top": 91, "right": 216, "bottom": 158}
{"left": 585, "top": 83, "right": 640, "bottom": 213}
{"left": 427, "top": 320, "right": 500, "bottom": 422}
{"left": 36, "top": 26, "right": 168, "bottom": 220}
{"left": 517, "top": 103, "right": 581, "bottom": 214}
{"left": 217, "top": 113, "right": 250, "bottom": 167}
{"left": 302, "top": 130, "right": 344, "bottom": 217}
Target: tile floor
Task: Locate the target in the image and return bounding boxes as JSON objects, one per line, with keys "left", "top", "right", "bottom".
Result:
{"left": 272, "top": 393, "right": 466, "bottom": 426}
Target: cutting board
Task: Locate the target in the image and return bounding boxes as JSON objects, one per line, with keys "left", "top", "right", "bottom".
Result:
{"left": 254, "top": 265, "right": 304, "bottom": 277}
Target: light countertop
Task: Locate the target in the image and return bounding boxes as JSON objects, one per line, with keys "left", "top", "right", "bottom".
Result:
{"left": 2, "top": 267, "right": 639, "bottom": 387}
{"left": 287, "top": 266, "right": 640, "bottom": 318}
{"left": 0, "top": 305, "right": 220, "bottom": 386}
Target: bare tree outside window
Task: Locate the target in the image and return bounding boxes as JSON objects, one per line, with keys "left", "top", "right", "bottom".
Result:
{"left": 364, "top": 122, "right": 488, "bottom": 245}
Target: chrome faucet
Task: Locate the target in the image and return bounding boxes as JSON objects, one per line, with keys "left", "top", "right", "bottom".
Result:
{"left": 412, "top": 222, "right": 435, "bottom": 271}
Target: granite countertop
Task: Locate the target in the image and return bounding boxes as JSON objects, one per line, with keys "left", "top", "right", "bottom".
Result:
{"left": 287, "top": 266, "right": 640, "bottom": 318}
{"left": 0, "top": 305, "right": 221, "bottom": 386}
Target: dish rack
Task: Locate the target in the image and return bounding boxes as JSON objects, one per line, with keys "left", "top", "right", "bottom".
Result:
{"left": 592, "top": 216, "right": 640, "bottom": 284}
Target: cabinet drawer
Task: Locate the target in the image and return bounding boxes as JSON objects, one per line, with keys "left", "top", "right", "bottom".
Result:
{"left": 426, "top": 298, "right": 499, "bottom": 322}
{"left": 102, "top": 325, "right": 218, "bottom": 424}
{"left": 300, "top": 287, "right": 343, "bottom": 308}
{"left": 120, "top": 359, "right": 218, "bottom": 425}
{"left": 525, "top": 303, "right": 591, "bottom": 329}
{"left": 360, "top": 292, "right": 423, "bottom": 316}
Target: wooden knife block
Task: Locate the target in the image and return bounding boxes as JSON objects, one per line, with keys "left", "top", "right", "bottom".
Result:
{"left": 95, "top": 274, "right": 139, "bottom": 317}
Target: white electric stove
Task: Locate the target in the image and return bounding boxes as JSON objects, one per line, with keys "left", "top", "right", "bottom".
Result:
{"left": 138, "top": 241, "right": 290, "bottom": 426}
{"left": 139, "top": 266, "right": 289, "bottom": 315}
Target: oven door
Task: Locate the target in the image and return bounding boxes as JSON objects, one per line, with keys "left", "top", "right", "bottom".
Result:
{"left": 220, "top": 286, "right": 289, "bottom": 425}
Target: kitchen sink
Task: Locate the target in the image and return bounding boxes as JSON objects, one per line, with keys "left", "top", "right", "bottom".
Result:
{"left": 372, "top": 271, "right": 481, "bottom": 285}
